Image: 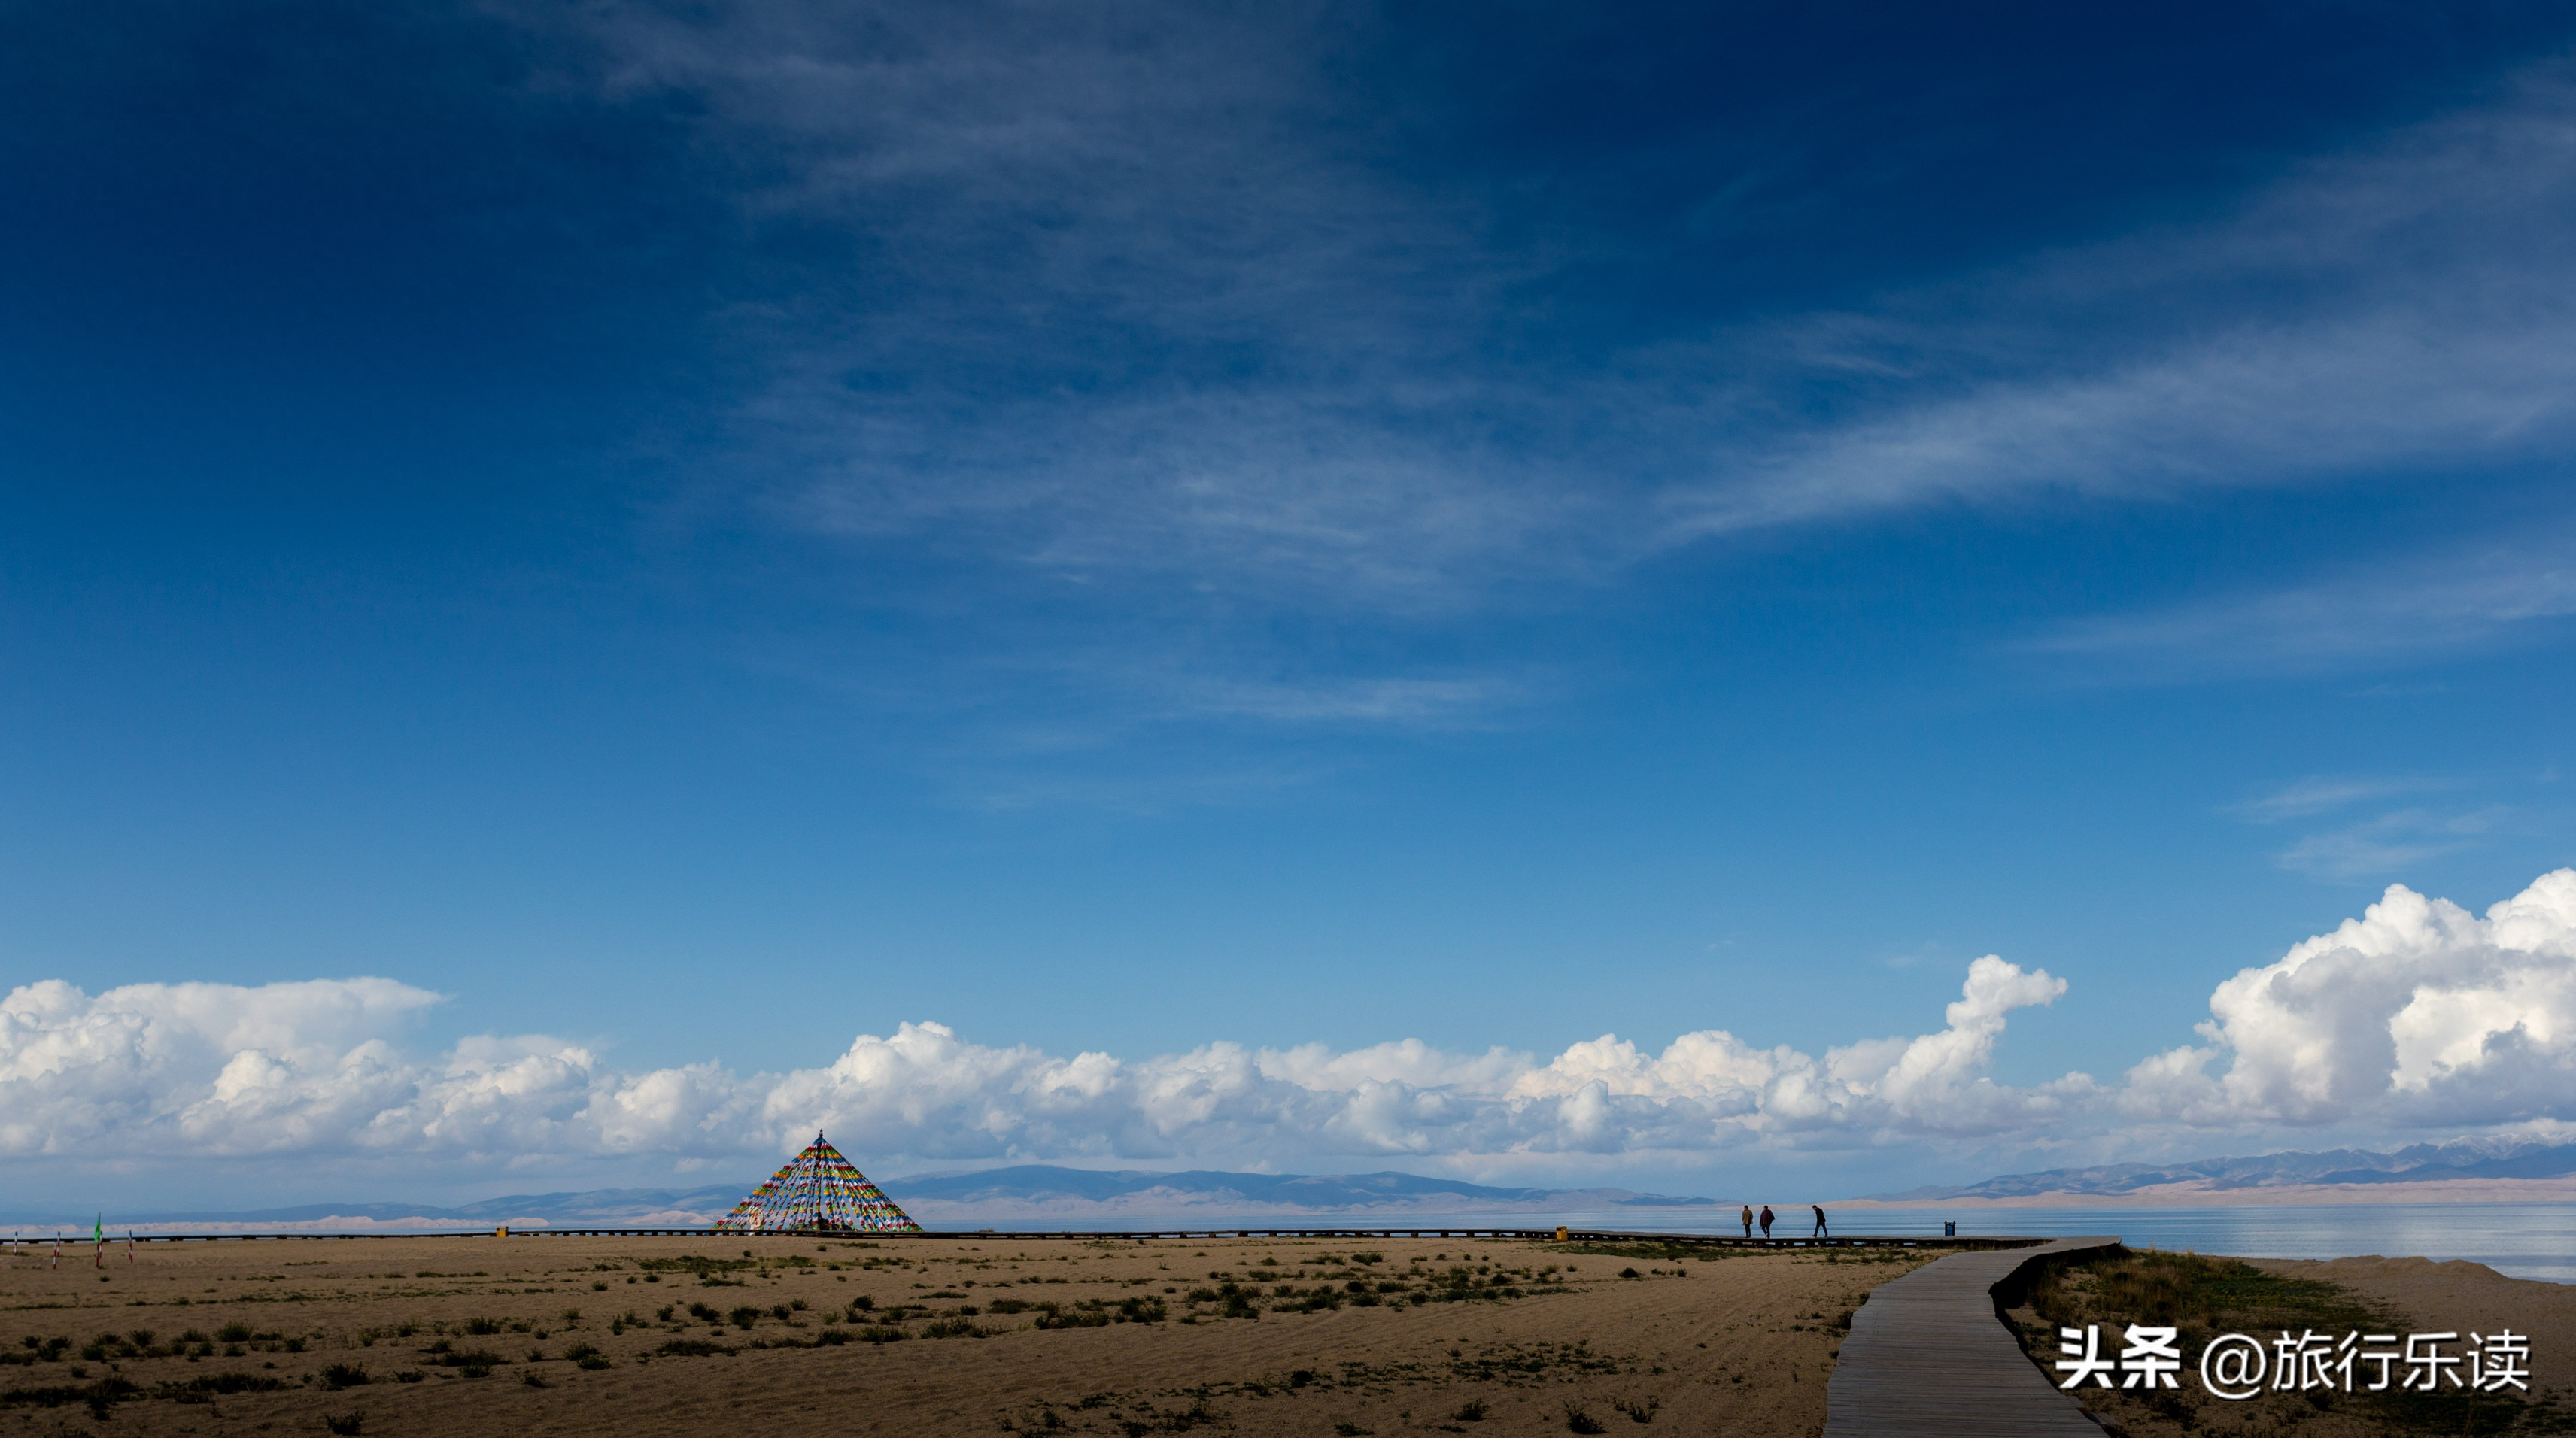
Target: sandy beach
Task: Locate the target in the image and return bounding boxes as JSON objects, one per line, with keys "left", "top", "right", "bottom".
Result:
{"left": 2252, "top": 1254, "right": 2576, "bottom": 1397}
{"left": 12, "top": 1230, "right": 2571, "bottom": 1436}
{"left": 0, "top": 1233, "right": 1927, "bottom": 1436}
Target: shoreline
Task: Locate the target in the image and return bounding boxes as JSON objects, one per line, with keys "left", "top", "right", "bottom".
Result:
{"left": 1833, "top": 1174, "right": 2576, "bottom": 1207}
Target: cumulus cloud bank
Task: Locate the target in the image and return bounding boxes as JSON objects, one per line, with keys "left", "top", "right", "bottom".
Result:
{"left": 2128, "top": 869, "right": 2576, "bottom": 1130}
{"left": 4, "top": 957, "right": 2075, "bottom": 1173}
{"left": 10, "top": 872, "right": 2575, "bottom": 1176}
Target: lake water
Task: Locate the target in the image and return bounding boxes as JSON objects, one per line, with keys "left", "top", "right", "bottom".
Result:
{"left": 1836, "top": 1204, "right": 2576, "bottom": 1285}
{"left": 953, "top": 1204, "right": 2576, "bottom": 1283}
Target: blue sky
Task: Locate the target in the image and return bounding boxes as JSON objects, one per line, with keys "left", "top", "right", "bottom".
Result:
{"left": 5, "top": 1, "right": 2576, "bottom": 1207}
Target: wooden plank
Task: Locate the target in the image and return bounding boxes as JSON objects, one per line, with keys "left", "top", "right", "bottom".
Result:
{"left": 1824, "top": 1234, "right": 2121, "bottom": 1437}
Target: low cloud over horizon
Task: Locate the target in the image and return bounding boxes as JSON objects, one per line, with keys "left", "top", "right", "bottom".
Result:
{"left": 8, "top": 872, "right": 2574, "bottom": 1197}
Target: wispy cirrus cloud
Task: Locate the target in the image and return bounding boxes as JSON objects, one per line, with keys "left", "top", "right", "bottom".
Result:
{"left": 1174, "top": 675, "right": 1515, "bottom": 727}
{"left": 2274, "top": 807, "right": 2509, "bottom": 881}
{"left": 1666, "top": 61, "right": 2576, "bottom": 538}
{"left": 2225, "top": 775, "right": 2510, "bottom": 881}
{"left": 522, "top": 0, "right": 1575, "bottom": 609}
{"left": 2025, "top": 532, "right": 2576, "bottom": 678}
{"left": 2231, "top": 775, "right": 2459, "bottom": 823}
{"left": 477, "top": 5, "right": 2576, "bottom": 797}
{"left": 530, "top": 5, "right": 2576, "bottom": 604}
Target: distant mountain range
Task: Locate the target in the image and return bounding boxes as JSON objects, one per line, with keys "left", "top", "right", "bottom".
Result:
{"left": 24, "top": 1142, "right": 2564, "bottom": 1231}
{"left": 887, "top": 1166, "right": 1719, "bottom": 1218}
{"left": 1865, "top": 1139, "right": 2576, "bottom": 1203}
{"left": 3, "top": 1185, "right": 751, "bottom": 1233}
{"left": 6, "top": 1166, "right": 1721, "bottom": 1232}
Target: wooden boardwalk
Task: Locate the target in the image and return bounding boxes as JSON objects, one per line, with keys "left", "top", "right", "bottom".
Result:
{"left": 1824, "top": 1234, "right": 2122, "bottom": 1437}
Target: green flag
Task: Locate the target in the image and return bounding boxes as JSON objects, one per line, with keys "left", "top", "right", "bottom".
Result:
{"left": 93, "top": 1215, "right": 102, "bottom": 1245}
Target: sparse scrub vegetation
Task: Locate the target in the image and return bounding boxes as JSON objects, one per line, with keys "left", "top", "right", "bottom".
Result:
{"left": 2020, "top": 1248, "right": 2576, "bottom": 1436}
{"left": 0, "top": 1230, "right": 1895, "bottom": 1433}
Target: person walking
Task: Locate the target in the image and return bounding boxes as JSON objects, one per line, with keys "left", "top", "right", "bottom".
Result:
{"left": 1758, "top": 1205, "right": 1775, "bottom": 1238}
{"left": 1739, "top": 1204, "right": 1753, "bottom": 1238}
{"left": 1811, "top": 1204, "right": 1828, "bottom": 1238}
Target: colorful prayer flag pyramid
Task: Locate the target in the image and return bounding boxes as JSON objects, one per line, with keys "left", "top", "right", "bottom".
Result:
{"left": 712, "top": 1133, "right": 922, "bottom": 1234}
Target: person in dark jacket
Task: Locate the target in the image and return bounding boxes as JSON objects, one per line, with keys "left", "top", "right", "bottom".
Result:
{"left": 1758, "top": 1205, "right": 1774, "bottom": 1238}
{"left": 1811, "top": 1204, "right": 1828, "bottom": 1237}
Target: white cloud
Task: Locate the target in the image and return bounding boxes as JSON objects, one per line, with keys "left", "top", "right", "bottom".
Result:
{"left": 515, "top": 0, "right": 1569, "bottom": 610}
{"left": 451, "top": 13, "right": 2576, "bottom": 815}
{"left": 2273, "top": 807, "right": 2505, "bottom": 881}
{"left": 0, "top": 958, "right": 2076, "bottom": 1173}
{"left": 2026, "top": 532, "right": 2576, "bottom": 677}
{"left": 1177, "top": 677, "right": 1515, "bottom": 727}
{"left": 1669, "top": 65, "right": 2576, "bottom": 542}
{"left": 0, "top": 978, "right": 441, "bottom": 1157}
{"left": 751, "top": 973, "right": 2089, "bottom": 1160}
{"left": 2219, "top": 776, "right": 2507, "bottom": 884}
{"left": 2125, "top": 869, "right": 2576, "bottom": 1128}
{"left": 15, "top": 872, "right": 2576, "bottom": 1183}
{"left": 2231, "top": 775, "right": 2455, "bottom": 823}
{"left": 522, "top": 8, "right": 2576, "bottom": 620}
